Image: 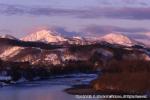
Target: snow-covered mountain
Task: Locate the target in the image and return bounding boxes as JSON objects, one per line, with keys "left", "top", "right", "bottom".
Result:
{"left": 0, "top": 30, "right": 150, "bottom": 65}
{"left": 0, "top": 30, "right": 89, "bottom": 64}
{"left": 22, "top": 30, "right": 67, "bottom": 43}
{"left": 101, "top": 33, "right": 137, "bottom": 46}
{"left": 0, "top": 30, "right": 66, "bottom": 60}
{"left": 21, "top": 29, "right": 94, "bottom": 45}
{"left": 0, "top": 34, "right": 17, "bottom": 40}
{"left": 0, "top": 34, "right": 18, "bottom": 56}
{"left": 67, "top": 36, "right": 90, "bottom": 45}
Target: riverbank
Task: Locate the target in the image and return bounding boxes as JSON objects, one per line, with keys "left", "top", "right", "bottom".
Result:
{"left": 0, "top": 59, "right": 95, "bottom": 83}
{"left": 65, "top": 59, "right": 150, "bottom": 99}
{"left": 0, "top": 73, "right": 97, "bottom": 100}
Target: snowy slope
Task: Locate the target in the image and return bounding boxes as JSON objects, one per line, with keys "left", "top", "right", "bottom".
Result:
{"left": 67, "top": 36, "right": 89, "bottom": 45}
{"left": 0, "top": 47, "right": 23, "bottom": 60}
{"left": 0, "top": 34, "right": 17, "bottom": 40}
{"left": 0, "top": 34, "right": 19, "bottom": 59}
{"left": 0, "top": 30, "right": 67, "bottom": 60}
{"left": 22, "top": 30, "right": 67, "bottom": 43}
{"left": 101, "top": 33, "right": 137, "bottom": 46}
{"left": 0, "top": 31, "right": 149, "bottom": 64}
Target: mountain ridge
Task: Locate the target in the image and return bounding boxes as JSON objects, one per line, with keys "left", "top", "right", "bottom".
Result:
{"left": 0, "top": 30, "right": 150, "bottom": 65}
{"left": 22, "top": 30, "right": 67, "bottom": 43}
{"left": 101, "top": 33, "right": 137, "bottom": 46}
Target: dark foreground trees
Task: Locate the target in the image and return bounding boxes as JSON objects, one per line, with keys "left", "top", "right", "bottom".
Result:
{"left": 0, "top": 60, "right": 95, "bottom": 82}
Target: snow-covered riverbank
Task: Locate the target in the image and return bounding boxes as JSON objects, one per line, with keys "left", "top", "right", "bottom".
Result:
{"left": 0, "top": 73, "right": 98, "bottom": 100}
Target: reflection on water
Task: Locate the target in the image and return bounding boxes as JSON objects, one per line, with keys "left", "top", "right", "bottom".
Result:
{"left": 0, "top": 85, "right": 74, "bottom": 100}
{"left": 0, "top": 73, "right": 97, "bottom": 100}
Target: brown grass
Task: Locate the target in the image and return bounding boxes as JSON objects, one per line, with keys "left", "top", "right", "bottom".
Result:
{"left": 92, "top": 59, "right": 150, "bottom": 94}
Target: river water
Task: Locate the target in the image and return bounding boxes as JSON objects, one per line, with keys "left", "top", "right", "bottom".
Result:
{"left": 0, "top": 73, "right": 97, "bottom": 100}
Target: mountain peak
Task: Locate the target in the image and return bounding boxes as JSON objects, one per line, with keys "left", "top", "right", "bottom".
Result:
{"left": 22, "top": 29, "right": 67, "bottom": 43}
{"left": 101, "top": 33, "right": 136, "bottom": 46}
{"left": 0, "top": 34, "right": 17, "bottom": 40}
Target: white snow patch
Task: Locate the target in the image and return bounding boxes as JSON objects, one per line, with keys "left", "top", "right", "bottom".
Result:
{"left": 22, "top": 30, "right": 67, "bottom": 43}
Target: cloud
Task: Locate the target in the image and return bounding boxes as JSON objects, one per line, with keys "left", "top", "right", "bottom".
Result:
{"left": 0, "top": 3, "right": 84, "bottom": 16}
{"left": 82, "top": 25, "right": 150, "bottom": 34}
{"left": 81, "top": 25, "right": 150, "bottom": 43}
{"left": 78, "top": 7, "right": 150, "bottom": 20}
{"left": 0, "top": 29, "right": 13, "bottom": 34}
{"left": 1, "top": 3, "right": 150, "bottom": 20}
{"left": 96, "top": 0, "right": 150, "bottom": 7}
{"left": 49, "top": 26, "right": 80, "bottom": 37}
{"left": 128, "top": 33, "right": 150, "bottom": 40}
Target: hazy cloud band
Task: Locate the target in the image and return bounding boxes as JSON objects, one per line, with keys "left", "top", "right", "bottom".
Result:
{"left": 1, "top": 3, "right": 150, "bottom": 20}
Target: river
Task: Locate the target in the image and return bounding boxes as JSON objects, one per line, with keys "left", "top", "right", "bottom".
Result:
{"left": 0, "top": 73, "right": 98, "bottom": 100}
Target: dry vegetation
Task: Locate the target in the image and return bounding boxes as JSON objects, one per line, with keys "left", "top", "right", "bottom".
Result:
{"left": 91, "top": 59, "right": 150, "bottom": 94}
